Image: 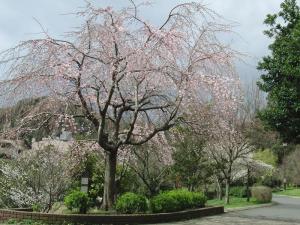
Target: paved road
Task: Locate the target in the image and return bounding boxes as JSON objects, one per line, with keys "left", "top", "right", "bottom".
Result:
{"left": 233, "top": 195, "right": 300, "bottom": 223}
{"left": 153, "top": 195, "right": 300, "bottom": 225}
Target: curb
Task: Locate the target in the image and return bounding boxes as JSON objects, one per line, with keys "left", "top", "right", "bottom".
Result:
{"left": 274, "top": 194, "right": 300, "bottom": 199}
{"left": 224, "top": 202, "right": 276, "bottom": 213}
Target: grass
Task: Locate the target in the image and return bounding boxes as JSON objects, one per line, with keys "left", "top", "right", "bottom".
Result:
{"left": 0, "top": 219, "right": 48, "bottom": 225}
{"left": 274, "top": 187, "right": 300, "bottom": 197}
{"left": 0, "top": 219, "right": 75, "bottom": 225}
{"left": 207, "top": 197, "right": 264, "bottom": 209}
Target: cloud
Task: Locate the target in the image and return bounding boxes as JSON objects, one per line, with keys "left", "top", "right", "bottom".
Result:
{"left": 0, "top": 0, "right": 293, "bottom": 83}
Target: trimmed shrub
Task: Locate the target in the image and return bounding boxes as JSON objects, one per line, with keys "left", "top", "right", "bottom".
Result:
{"left": 251, "top": 186, "right": 272, "bottom": 203}
{"left": 230, "top": 186, "right": 249, "bottom": 198}
{"left": 190, "top": 192, "right": 206, "bottom": 208}
{"left": 150, "top": 189, "right": 206, "bottom": 213}
{"left": 115, "top": 192, "right": 148, "bottom": 214}
{"left": 150, "top": 192, "right": 179, "bottom": 213}
{"left": 64, "top": 190, "right": 89, "bottom": 214}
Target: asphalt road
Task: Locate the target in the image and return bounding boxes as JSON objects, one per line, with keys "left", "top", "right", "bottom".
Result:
{"left": 231, "top": 195, "right": 300, "bottom": 223}
{"left": 154, "top": 195, "right": 300, "bottom": 225}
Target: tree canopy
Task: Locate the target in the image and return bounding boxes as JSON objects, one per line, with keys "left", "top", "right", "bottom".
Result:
{"left": 258, "top": 0, "right": 300, "bottom": 143}
{"left": 0, "top": 1, "right": 239, "bottom": 209}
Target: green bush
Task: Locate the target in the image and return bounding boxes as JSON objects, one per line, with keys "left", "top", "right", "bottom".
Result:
{"left": 251, "top": 186, "right": 272, "bottom": 203}
{"left": 150, "top": 189, "right": 206, "bottom": 213}
{"left": 64, "top": 190, "right": 89, "bottom": 214}
{"left": 115, "top": 192, "right": 148, "bottom": 214}
{"left": 150, "top": 192, "right": 178, "bottom": 213}
{"left": 230, "top": 186, "right": 249, "bottom": 198}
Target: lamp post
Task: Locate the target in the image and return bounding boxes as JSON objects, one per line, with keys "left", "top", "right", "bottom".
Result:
{"left": 81, "top": 171, "right": 89, "bottom": 193}
{"left": 282, "top": 143, "right": 287, "bottom": 190}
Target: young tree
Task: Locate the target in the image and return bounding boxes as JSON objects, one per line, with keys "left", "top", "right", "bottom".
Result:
{"left": 280, "top": 146, "right": 300, "bottom": 186}
{"left": 258, "top": 0, "right": 300, "bottom": 143}
{"left": 172, "top": 129, "right": 213, "bottom": 192}
{"left": 0, "top": 1, "right": 238, "bottom": 209}
{"left": 206, "top": 107, "right": 254, "bottom": 204}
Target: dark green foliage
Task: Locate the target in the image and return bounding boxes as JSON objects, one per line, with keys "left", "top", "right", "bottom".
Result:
{"left": 258, "top": 174, "right": 282, "bottom": 188}
{"left": 258, "top": 0, "right": 300, "bottom": 143}
{"left": 79, "top": 153, "right": 138, "bottom": 207}
{"left": 150, "top": 189, "right": 206, "bottom": 213}
{"left": 229, "top": 186, "right": 249, "bottom": 198}
{"left": 64, "top": 190, "right": 89, "bottom": 214}
{"left": 150, "top": 192, "right": 179, "bottom": 213}
{"left": 115, "top": 192, "right": 148, "bottom": 214}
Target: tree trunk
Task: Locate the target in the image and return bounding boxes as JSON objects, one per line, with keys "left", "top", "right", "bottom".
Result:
{"left": 216, "top": 179, "right": 223, "bottom": 200}
{"left": 102, "top": 150, "right": 117, "bottom": 211}
{"left": 149, "top": 185, "right": 159, "bottom": 197}
{"left": 246, "top": 167, "right": 250, "bottom": 202}
{"left": 225, "top": 178, "right": 230, "bottom": 205}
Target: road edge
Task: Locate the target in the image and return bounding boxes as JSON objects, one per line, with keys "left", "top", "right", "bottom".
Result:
{"left": 224, "top": 202, "right": 276, "bottom": 213}
{"left": 273, "top": 194, "right": 300, "bottom": 199}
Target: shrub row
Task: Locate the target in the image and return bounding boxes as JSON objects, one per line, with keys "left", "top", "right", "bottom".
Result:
{"left": 63, "top": 186, "right": 271, "bottom": 215}
{"left": 116, "top": 189, "right": 206, "bottom": 214}
{"left": 115, "top": 192, "right": 148, "bottom": 214}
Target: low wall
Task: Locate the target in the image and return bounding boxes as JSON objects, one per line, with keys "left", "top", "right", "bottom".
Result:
{"left": 0, "top": 206, "right": 224, "bottom": 224}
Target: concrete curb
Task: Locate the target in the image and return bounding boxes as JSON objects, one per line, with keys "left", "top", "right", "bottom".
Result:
{"left": 274, "top": 194, "right": 300, "bottom": 199}
{"left": 224, "top": 202, "right": 276, "bottom": 213}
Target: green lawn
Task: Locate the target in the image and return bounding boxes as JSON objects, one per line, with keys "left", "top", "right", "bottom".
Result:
{"left": 0, "top": 219, "right": 48, "bottom": 225}
{"left": 274, "top": 188, "right": 300, "bottom": 197}
{"left": 207, "top": 197, "right": 264, "bottom": 208}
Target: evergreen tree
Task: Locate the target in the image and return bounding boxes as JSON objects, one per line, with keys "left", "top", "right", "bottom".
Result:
{"left": 258, "top": 0, "right": 300, "bottom": 143}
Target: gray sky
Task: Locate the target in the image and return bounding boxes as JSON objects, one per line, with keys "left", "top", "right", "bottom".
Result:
{"left": 0, "top": 0, "right": 291, "bottom": 84}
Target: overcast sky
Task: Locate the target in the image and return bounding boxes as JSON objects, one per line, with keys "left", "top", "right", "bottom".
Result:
{"left": 0, "top": 0, "right": 295, "bottom": 84}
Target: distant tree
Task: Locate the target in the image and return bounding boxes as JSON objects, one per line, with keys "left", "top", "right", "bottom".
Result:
{"left": 280, "top": 145, "right": 300, "bottom": 186}
{"left": 258, "top": 0, "right": 300, "bottom": 143}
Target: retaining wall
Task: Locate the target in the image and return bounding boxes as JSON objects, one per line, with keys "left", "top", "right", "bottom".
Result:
{"left": 0, "top": 206, "right": 224, "bottom": 224}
